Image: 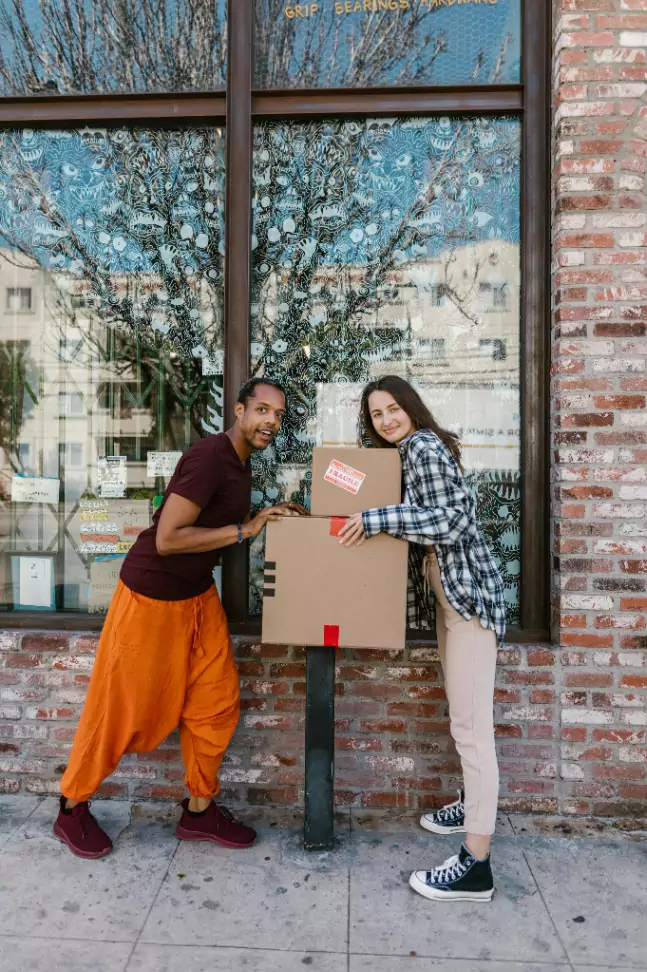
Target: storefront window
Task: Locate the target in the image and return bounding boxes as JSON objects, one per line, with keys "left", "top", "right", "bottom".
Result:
{"left": 0, "top": 126, "right": 225, "bottom": 613}
{"left": 0, "top": 0, "right": 228, "bottom": 95}
{"left": 249, "top": 115, "right": 521, "bottom": 624}
{"left": 254, "top": 0, "right": 521, "bottom": 89}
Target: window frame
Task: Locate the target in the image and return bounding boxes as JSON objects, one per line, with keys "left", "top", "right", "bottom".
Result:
{"left": 0, "top": 0, "right": 550, "bottom": 642}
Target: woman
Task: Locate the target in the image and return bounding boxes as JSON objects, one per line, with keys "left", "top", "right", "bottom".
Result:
{"left": 338, "top": 375, "right": 506, "bottom": 903}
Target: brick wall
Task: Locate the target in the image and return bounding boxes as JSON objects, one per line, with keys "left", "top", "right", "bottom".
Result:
{"left": 552, "top": 0, "right": 647, "bottom": 816}
{"left": 1, "top": 0, "right": 647, "bottom": 820}
{"left": 1, "top": 630, "right": 561, "bottom": 814}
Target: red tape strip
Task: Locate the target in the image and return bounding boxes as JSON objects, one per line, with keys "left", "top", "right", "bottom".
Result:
{"left": 329, "top": 517, "right": 346, "bottom": 537}
{"left": 323, "top": 625, "right": 340, "bottom": 648}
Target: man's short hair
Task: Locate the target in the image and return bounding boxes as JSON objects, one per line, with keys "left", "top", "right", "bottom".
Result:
{"left": 237, "top": 377, "right": 287, "bottom": 408}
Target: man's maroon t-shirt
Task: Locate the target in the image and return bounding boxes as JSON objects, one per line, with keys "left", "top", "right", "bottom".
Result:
{"left": 120, "top": 433, "right": 252, "bottom": 601}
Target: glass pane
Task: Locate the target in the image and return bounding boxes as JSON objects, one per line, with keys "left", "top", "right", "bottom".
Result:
{"left": 0, "top": 0, "right": 227, "bottom": 95}
{"left": 250, "top": 116, "right": 521, "bottom": 625}
{"left": 254, "top": 0, "right": 521, "bottom": 89}
{"left": 0, "top": 126, "right": 225, "bottom": 613}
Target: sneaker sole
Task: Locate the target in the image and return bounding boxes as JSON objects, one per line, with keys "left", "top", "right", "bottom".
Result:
{"left": 53, "top": 822, "right": 112, "bottom": 860}
{"left": 175, "top": 824, "right": 256, "bottom": 849}
{"left": 419, "top": 817, "right": 467, "bottom": 835}
{"left": 409, "top": 872, "right": 493, "bottom": 902}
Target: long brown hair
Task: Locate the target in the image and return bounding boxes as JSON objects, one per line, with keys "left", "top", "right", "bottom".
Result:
{"left": 359, "top": 375, "right": 463, "bottom": 470}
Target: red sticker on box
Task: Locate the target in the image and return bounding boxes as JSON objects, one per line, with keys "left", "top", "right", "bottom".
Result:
{"left": 323, "top": 460, "right": 366, "bottom": 495}
{"left": 329, "top": 517, "right": 346, "bottom": 537}
{"left": 324, "top": 625, "right": 340, "bottom": 648}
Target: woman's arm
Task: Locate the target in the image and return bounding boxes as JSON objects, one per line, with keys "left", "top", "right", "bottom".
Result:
{"left": 338, "top": 444, "right": 472, "bottom": 548}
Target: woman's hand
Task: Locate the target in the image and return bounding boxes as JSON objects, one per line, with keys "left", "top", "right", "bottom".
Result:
{"left": 337, "top": 512, "right": 366, "bottom": 547}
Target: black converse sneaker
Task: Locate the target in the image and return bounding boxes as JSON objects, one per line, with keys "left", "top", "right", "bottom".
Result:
{"left": 420, "top": 789, "right": 466, "bottom": 835}
{"left": 409, "top": 845, "right": 494, "bottom": 902}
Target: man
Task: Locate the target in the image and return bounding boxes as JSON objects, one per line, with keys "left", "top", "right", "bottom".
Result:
{"left": 54, "top": 378, "right": 301, "bottom": 859}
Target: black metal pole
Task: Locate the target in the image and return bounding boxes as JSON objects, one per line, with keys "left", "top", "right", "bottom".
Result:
{"left": 304, "top": 646, "right": 335, "bottom": 850}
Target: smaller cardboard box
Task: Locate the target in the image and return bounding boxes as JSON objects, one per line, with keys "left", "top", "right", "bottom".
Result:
{"left": 261, "top": 516, "right": 408, "bottom": 650}
{"left": 311, "top": 447, "right": 401, "bottom": 517}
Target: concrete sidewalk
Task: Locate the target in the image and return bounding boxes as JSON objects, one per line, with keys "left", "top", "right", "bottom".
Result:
{"left": 0, "top": 796, "right": 645, "bottom": 972}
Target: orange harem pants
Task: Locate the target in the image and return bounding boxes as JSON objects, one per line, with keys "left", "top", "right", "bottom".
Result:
{"left": 61, "top": 581, "right": 240, "bottom": 803}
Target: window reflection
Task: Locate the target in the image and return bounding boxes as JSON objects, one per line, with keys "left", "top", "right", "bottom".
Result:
{"left": 0, "top": 0, "right": 227, "bottom": 95}
{"left": 250, "top": 116, "right": 521, "bottom": 624}
{"left": 0, "top": 126, "right": 225, "bottom": 612}
{"left": 254, "top": 0, "right": 521, "bottom": 89}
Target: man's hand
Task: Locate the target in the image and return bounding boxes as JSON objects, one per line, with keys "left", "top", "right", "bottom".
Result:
{"left": 337, "top": 512, "right": 366, "bottom": 547}
{"left": 244, "top": 505, "right": 300, "bottom": 539}
{"left": 276, "top": 501, "right": 309, "bottom": 516}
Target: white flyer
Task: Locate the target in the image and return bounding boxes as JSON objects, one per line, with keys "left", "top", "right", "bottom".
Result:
{"left": 18, "top": 556, "right": 53, "bottom": 608}
{"left": 202, "top": 349, "right": 224, "bottom": 376}
{"left": 147, "top": 451, "right": 182, "bottom": 478}
{"left": 11, "top": 476, "right": 60, "bottom": 504}
{"left": 88, "top": 556, "right": 125, "bottom": 614}
{"left": 75, "top": 499, "right": 150, "bottom": 555}
{"left": 95, "top": 456, "right": 127, "bottom": 499}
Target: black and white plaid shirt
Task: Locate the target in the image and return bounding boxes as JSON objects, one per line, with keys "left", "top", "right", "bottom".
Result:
{"left": 361, "top": 430, "right": 507, "bottom": 645}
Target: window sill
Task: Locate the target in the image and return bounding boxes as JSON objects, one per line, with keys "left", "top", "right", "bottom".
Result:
{"left": 0, "top": 611, "right": 550, "bottom": 646}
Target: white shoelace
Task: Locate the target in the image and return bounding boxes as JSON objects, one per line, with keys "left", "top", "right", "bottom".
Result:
{"left": 437, "top": 800, "right": 463, "bottom": 823}
{"left": 427, "top": 853, "right": 469, "bottom": 885}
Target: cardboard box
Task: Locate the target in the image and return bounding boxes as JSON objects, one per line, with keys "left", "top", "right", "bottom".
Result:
{"left": 310, "top": 447, "right": 402, "bottom": 516}
{"left": 261, "top": 516, "right": 408, "bottom": 650}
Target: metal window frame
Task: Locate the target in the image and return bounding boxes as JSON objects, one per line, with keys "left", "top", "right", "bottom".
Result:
{"left": 0, "top": 0, "right": 551, "bottom": 642}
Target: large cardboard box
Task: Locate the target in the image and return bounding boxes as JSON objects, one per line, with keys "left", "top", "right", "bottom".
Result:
{"left": 310, "top": 447, "right": 402, "bottom": 516}
{"left": 261, "top": 516, "right": 408, "bottom": 650}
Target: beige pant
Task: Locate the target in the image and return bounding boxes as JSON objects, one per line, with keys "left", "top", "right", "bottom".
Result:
{"left": 426, "top": 552, "right": 499, "bottom": 836}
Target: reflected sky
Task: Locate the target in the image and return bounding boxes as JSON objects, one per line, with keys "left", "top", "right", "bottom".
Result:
{"left": 254, "top": 0, "right": 521, "bottom": 89}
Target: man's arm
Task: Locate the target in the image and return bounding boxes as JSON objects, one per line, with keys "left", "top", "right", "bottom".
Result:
{"left": 156, "top": 494, "right": 295, "bottom": 556}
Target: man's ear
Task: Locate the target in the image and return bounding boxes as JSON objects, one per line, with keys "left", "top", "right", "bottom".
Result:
{"left": 234, "top": 401, "right": 245, "bottom": 421}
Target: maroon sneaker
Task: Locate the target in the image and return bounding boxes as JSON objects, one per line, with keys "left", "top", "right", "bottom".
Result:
{"left": 53, "top": 798, "right": 113, "bottom": 859}
{"left": 176, "top": 799, "right": 256, "bottom": 848}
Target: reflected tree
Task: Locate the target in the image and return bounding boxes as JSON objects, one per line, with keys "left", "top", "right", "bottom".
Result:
{"left": 0, "top": 125, "right": 226, "bottom": 461}
{"left": 0, "top": 0, "right": 227, "bottom": 94}
{"left": 250, "top": 116, "right": 520, "bottom": 499}
{"left": 249, "top": 115, "right": 522, "bottom": 619}
{"left": 254, "top": 0, "right": 519, "bottom": 88}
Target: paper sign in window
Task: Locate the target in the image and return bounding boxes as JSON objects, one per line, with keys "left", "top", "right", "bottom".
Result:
{"left": 18, "top": 556, "right": 53, "bottom": 608}
{"left": 11, "top": 476, "right": 60, "bottom": 504}
{"left": 96, "top": 457, "right": 127, "bottom": 499}
{"left": 147, "top": 451, "right": 182, "bottom": 478}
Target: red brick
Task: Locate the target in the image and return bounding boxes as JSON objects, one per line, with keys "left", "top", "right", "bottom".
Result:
{"left": 20, "top": 635, "right": 69, "bottom": 653}
{"left": 564, "top": 672, "right": 614, "bottom": 688}
{"left": 620, "top": 676, "right": 647, "bottom": 688}
{"left": 562, "top": 728, "right": 588, "bottom": 743}
{"left": 494, "top": 725, "right": 523, "bottom": 738}
{"left": 529, "top": 725, "right": 555, "bottom": 740}
{"left": 504, "top": 670, "right": 555, "bottom": 686}
{"left": 508, "top": 781, "right": 555, "bottom": 794}
{"left": 560, "top": 633, "right": 615, "bottom": 648}
{"left": 336, "top": 737, "right": 382, "bottom": 752}
{"left": 593, "top": 728, "right": 646, "bottom": 744}
{"left": 360, "top": 792, "right": 412, "bottom": 809}
{"left": 386, "top": 702, "right": 440, "bottom": 717}
{"left": 530, "top": 690, "right": 556, "bottom": 704}
{"left": 2, "top": 654, "right": 44, "bottom": 669}
{"left": 528, "top": 651, "right": 556, "bottom": 667}
{"left": 594, "top": 764, "right": 645, "bottom": 781}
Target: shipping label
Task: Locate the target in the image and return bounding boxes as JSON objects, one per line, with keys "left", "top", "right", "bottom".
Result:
{"left": 323, "top": 459, "right": 366, "bottom": 495}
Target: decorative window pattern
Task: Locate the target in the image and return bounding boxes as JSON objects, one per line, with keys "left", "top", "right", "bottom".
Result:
{"left": 0, "top": 126, "right": 225, "bottom": 613}
{"left": 0, "top": 0, "right": 227, "bottom": 95}
{"left": 250, "top": 115, "right": 521, "bottom": 624}
{"left": 254, "top": 0, "right": 521, "bottom": 89}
